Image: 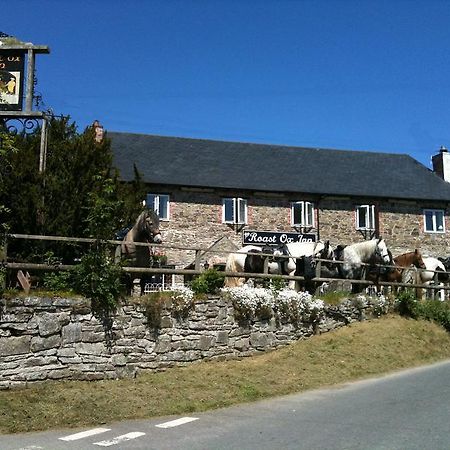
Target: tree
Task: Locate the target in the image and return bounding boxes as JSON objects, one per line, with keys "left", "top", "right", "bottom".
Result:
{"left": 118, "top": 164, "right": 148, "bottom": 229}
{"left": 1, "top": 116, "right": 124, "bottom": 261}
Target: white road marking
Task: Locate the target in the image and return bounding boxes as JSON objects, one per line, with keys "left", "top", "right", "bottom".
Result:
{"left": 155, "top": 417, "right": 199, "bottom": 428}
{"left": 18, "top": 446, "right": 44, "bottom": 450}
{"left": 93, "top": 431, "right": 146, "bottom": 447}
{"left": 59, "top": 427, "right": 111, "bottom": 441}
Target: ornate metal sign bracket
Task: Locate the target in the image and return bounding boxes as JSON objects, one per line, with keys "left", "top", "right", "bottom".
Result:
{"left": 0, "top": 34, "right": 50, "bottom": 172}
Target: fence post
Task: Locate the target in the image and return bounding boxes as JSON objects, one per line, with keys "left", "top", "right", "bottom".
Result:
{"left": 0, "top": 235, "right": 6, "bottom": 262}
{"left": 0, "top": 234, "right": 6, "bottom": 291}
{"left": 194, "top": 250, "right": 201, "bottom": 271}
{"left": 315, "top": 259, "right": 321, "bottom": 278}
{"left": 263, "top": 256, "right": 269, "bottom": 274}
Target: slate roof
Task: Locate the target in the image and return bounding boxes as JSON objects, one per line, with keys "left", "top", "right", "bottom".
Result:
{"left": 109, "top": 132, "right": 450, "bottom": 202}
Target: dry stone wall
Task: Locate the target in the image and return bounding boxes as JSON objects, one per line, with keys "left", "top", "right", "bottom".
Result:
{"left": 0, "top": 294, "right": 383, "bottom": 389}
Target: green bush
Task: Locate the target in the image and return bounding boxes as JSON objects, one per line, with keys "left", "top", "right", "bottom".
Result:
{"left": 42, "top": 271, "right": 74, "bottom": 292}
{"left": 190, "top": 269, "right": 225, "bottom": 295}
{"left": 395, "top": 289, "right": 419, "bottom": 318}
{"left": 71, "top": 247, "right": 123, "bottom": 318}
{"left": 396, "top": 289, "right": 450, "bottom": 332}
{"left": 140, "top": 291, "right": 170, "bottom": 330}
{"left": 415, "top": 300, "right": 450, "bottom": 332}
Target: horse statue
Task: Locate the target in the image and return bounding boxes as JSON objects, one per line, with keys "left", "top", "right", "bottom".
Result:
{"left": 115, "top": 209, "right": 163, "bottom": 295}
{"left": 335, "top": 237, "right": 391, "bottom": 293}
{"left": 224, "top": 245, "right": 283, "bottom": 287}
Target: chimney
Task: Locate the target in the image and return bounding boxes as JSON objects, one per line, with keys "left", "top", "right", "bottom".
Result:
{"left": 92, "top": 120, "right": 104, "bottom": 143}
{"left": 432, "top": 146, "right": 450, "bottom": 182}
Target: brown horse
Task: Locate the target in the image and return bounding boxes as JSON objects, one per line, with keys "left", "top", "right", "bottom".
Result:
{"left": 388, "top": 250, "right": 426, "bottom": 284}
{"left": 115, "top": 209, "right": 162, "bottom": 295}
{"left": 366, "top": 249, "right": 426, "bottom": 294}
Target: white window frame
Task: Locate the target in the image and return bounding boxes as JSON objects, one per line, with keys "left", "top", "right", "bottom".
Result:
{"left": 222, "top": 197, "right": 247, "bottom": 224}
{"left": 355, "top": 204, "right": 376, "bottom": 230}
{"left": 291, "top": 201, "right": 315, "bottom": 227}
{"left": 146, "top": 194, "right": 170, "bottom": 221}
{"left": 423, "top": 209, "right": 445, "bottom": 233}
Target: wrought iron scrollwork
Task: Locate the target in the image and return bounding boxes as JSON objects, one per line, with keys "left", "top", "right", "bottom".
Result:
{"left": 0, "top": 116, "right": 41, "bottom": 135}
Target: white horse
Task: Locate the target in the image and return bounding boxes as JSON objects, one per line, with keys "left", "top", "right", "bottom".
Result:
{"left": 224, "top": 245, "right": 283, "bottom": 287}
{"left": 336, "top": 238, "right": 391, "bottom": 293}
{"left": 419, "top": 257, "right": 449, "bottom": 301}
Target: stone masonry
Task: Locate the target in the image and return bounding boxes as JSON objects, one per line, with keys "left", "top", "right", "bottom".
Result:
{"left": 0, "top": 294, "right": 384, "bottom": 389}
{"left": 156, "top": 187, "right": 450, "bottom": 269}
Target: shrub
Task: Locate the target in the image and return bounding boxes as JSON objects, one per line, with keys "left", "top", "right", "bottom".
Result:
{"left": 71, "top": 248, "right": 123, "bottom": 319}
{"left": 395, "top": 289, "right": 419, "bottom": 318}
{"left": 415, "top": 300, "right": 450, "bottom": 332}
{"left": 221, "top": 286, "right": 325, "bottom": 326}
{"left": 395, "top": 289, "right": 450, "bottom": 332}
{"left": 190, "top": 269, "right": 224, "bottom": 295}
{"left": 170, "top": 285, "right": 195, "bottom": 318}
{"left": 141, "top": 286, "right": 195, "bottom": 330}
{"left": 42, "top": 271, "right": 74, "bottom": 292}
{"left": 140, "top": 291, "right": 169, "bottom": 330}
{"left": 221, "top": 285, "right": 275, "bottom": 324}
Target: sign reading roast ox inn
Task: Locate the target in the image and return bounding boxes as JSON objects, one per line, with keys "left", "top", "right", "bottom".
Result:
{"left": 243, "top": 230, "right": 316, "bottom": 246}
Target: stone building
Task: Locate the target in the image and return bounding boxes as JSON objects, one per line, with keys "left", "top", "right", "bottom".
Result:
{"left": 110, "top": 132, "right": 450, "bottom": 268}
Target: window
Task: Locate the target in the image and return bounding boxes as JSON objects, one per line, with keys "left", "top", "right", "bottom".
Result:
{"left": 146, "top": 194, "right": 170, "bottom": 220}
{"left": 222, "top": 197, "right": 247, "bottom": 224}
{"left": 424, "top": 209, "right": 445, "bottom": 233}
{"left": 356, "top": 205, "right": 375, "bottom": 230}
{"left": 291, "top": 201, "right": 315, "bottom": 227}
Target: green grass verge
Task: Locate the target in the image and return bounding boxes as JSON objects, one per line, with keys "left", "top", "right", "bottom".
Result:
{"left": 1, "top": 315, "right": 450, "bottom": 434}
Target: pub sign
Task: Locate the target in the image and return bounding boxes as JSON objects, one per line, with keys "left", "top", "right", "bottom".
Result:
{"left": 243, "top": 230, "right": 316, "bottom": 246}
{"left": 0, "top": 50, "right": 25, "bottom": 111}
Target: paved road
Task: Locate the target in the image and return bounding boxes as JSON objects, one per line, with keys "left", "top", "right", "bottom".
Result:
{"left": 2, "top": 360, "right": 450, "bottom": 449}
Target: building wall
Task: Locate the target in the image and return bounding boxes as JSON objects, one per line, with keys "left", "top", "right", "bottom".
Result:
{"left": 152, "top": 187, "right": 450, "bottom": 268}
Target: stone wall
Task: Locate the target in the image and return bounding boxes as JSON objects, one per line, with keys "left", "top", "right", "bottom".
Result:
{"left": 0, "top": 294, "right": 384, "bottom": 389}
{"left": 157, "top": 187, "right": 450, "bottom": 268}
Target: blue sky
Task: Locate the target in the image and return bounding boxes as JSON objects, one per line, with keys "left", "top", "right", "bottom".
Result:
{"left": 4, "top": 0, "right": 450, "bottom": 168}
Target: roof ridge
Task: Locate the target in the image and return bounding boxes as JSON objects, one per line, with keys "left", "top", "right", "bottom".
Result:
{"left": 108, "top": 131, "right": 409, "bottom": 157}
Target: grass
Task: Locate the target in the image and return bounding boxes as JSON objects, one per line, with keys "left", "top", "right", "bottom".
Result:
{"left": 1, "top": 315, "right": 450, "bottom": 434}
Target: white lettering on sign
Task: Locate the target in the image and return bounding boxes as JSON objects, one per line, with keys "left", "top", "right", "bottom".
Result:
{"left": 244, "top": 231, "right": 315, "bottom": 245}
{"left": 245, "top": 232, "right": 277, "bottom": 244}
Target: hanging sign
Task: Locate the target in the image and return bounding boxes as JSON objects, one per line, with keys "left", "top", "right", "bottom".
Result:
{"left": 0, "top": 50, "right": 25, "bottom": 111}
{"left": 242, "top": 230, "right": 316, "bottom": 246}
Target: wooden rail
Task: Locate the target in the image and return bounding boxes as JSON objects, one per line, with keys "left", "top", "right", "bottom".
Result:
{"left": 3, "top": 233, "right": 449, "bottom": 294}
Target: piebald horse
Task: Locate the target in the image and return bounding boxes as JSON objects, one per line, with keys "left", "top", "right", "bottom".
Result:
{"left": 224, "top": 241, "right": 335, "bottom": 292}
{"left": 279, "top": 240, "right": 335, "bottom": 292}
{"left": 418, "top": 257, "right": 449, "bottom": 301}
{"left": 224, "top": 245, "right": 283, "bottom": 287}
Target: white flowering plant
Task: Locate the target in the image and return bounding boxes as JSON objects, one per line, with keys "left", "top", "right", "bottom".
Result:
{"left": 221, "top": 285, "right": 275, "bottom": 323}
{"left": 221, "top": 285, "right": 325, "bottom": 325}
{"left": 170, "top": 285, "right": 195, "bottom": 318}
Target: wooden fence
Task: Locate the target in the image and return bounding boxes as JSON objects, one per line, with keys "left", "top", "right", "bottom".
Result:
{"left": 2, "top": 233, "right": 449, "bottom": 298}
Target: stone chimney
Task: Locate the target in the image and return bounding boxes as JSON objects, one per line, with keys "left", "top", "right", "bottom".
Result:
{"left": 432, "top": 146, "right": 450, "bottom": 182}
